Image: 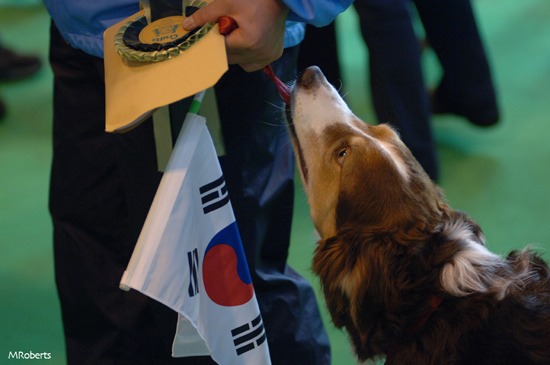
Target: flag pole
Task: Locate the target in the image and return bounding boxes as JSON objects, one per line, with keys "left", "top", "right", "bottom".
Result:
{"left": 188, "top": 90, "right": 206, "bottom": 115}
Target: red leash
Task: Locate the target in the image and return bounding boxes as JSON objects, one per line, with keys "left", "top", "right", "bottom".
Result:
{"left": 218, "top": 16, "right": 291, "bottom": 105}
{"left": 261, "top": 64, "right": 291, "bottom": 105}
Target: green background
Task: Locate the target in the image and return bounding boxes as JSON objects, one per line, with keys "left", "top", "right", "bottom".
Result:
{"left": 1, "top": 1, "right": 549, "bottom": 363}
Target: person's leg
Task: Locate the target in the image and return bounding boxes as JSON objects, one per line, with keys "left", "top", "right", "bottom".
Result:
{"left": 414, "top": 0, "right": 499, "bottom": 126}
{"left": 49, "top": 22, "right": 214, "bottom": 365}
{"left": 0, "top": 96, "right": 5, "bottom": 119}
{"left": 354, "top": 0, "right": 439, "bottom": 180}
{"left": 0, "top": 41, "right": 41, "bottom": 81}
{"left": 0, "top": 38, "right": 42, "bottom": 120}
{"left": 214, "top": 47, "right": 331, "bottom": 365}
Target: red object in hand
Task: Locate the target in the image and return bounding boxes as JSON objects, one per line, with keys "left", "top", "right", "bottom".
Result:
{"left": 217, "top": 16, "right": 291, "bottom": 105}
{"left": 218, "top": 16, "right": 238, "bottom": 35}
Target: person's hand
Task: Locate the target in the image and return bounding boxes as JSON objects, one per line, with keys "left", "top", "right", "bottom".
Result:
{"left": 182, "top": 0, "right": 288, "bottom": 72}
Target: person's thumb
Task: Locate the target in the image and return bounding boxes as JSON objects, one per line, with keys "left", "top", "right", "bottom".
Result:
{"left": 182, "top": 2, "right": 226, "bottom": 31}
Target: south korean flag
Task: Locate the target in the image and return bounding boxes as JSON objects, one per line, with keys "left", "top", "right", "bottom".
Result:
{"left": 120, "top": 113, "right": 271, "bottom": 365}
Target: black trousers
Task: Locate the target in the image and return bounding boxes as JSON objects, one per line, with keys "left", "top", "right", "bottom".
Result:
{"left": 49, "top": 23, "right": 329, "bottom": 365}
{"left": 299, "top": 0, "right": 498, "bottom": 181}
{"left": 354, "top": 0, "right": 439, "bottom": 180}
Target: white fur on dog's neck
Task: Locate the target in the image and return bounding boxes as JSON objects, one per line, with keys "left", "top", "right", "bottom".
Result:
{"left": 439, "top": 221, "right": 533, "bottom": 300}
{"left": 441, "top": 239, "right": 504, "bottom": 297}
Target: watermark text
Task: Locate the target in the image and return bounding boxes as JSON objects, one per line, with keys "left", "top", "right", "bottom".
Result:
{"left": 8, "top": 351, "right": 52, "bottom": 360}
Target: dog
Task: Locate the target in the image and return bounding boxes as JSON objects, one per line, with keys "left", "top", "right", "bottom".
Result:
{"left": 285, "top": 66, "right": 550, "bottom": 364}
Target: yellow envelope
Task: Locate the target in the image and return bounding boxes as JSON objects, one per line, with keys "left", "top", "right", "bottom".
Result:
{"left": 104, "top": 11, "right": 228, "bottom": 133}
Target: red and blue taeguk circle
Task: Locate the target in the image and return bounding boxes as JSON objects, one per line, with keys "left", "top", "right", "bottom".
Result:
{"left": 202, "top": 222, "right": 254, "bottom": 306}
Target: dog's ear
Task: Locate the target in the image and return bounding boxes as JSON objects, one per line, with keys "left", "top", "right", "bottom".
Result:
{"left": 312, "top": 232, "right": 354, "bottom": 329}
{"left": 313, "top": 229, "right": 405, "bottom": 352}
{"left": 313, "top": 227, "right": 436, "bottom": 358}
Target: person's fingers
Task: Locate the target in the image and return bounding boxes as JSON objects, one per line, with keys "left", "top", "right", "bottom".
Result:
{"left": 227, "top": 39, "right": 284, "bottom": 72}
{"left": 182, "top": 1, "right": 227, "bottom": 30}
{"left": 182, "top": 0, "right": 287, "bottom": 72}
{"left": 238, "top": 63, "right": 266, "bottom": 73}
{"left": 224, "top": 12, "right": 286, "bottom": 71}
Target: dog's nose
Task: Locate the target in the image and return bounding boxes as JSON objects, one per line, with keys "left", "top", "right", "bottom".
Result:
{"left": 299, "top": 66, "right": 324, "bottom": 89}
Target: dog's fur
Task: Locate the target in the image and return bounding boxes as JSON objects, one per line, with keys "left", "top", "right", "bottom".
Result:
{"left": 286, "top": 66, "right": 550, "bottom": 364}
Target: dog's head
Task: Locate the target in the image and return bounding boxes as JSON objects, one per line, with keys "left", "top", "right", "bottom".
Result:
{"left": 287, "top": 66, "right": 444, "bottom": 239}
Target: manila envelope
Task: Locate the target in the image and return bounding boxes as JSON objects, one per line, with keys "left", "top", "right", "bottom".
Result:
{"left": 103, "top": 11, "right": 228, "bottom": 133}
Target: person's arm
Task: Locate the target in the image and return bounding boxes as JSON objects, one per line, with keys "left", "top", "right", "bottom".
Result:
{"left": 182, "top": 0, "right": 352, "bottom": 72}
{"left": 282, "top": 0, "right": 353, "bottom": 27}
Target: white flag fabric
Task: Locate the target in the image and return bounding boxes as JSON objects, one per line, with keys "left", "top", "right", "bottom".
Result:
{"left": 120, "top": 113, "right": 271, "bottom": 365}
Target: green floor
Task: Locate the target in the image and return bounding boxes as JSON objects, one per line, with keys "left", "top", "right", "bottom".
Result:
{"left": 1, "top": 2, "right": 549, "bottom": 364}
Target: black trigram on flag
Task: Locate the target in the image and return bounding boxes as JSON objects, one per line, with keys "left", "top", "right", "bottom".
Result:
{"left": 187, "top": 249, "right": 199, "bottom": 297}
{"left": 199, "top": 175, "right": 229, "bottom": 214}
{"left": 231, "top": 314, "right": 267, "bottom": 356}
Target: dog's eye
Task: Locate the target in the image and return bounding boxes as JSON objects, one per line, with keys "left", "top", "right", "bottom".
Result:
{"left": 336, "top": 148, "right": 348, "bottom": 165}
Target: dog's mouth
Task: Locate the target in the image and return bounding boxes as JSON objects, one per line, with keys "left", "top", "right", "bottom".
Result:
{"left": 286, "top": 86, "right": 309, "bottom": 183}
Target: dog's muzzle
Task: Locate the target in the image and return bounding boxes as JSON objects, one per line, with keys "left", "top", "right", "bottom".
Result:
{"left": 285, "top": 66, "right": 328, "bottom": 184}
{"left": 297, "top": 66, "right": 325, "bottom": 91}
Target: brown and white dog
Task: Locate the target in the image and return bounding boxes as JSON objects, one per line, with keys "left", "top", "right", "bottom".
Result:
{"left": 286, "top": 66, "right": 550, "bottom": 364}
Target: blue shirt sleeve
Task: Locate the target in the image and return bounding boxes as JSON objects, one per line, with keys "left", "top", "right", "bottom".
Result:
{"left": 281, "top": 0, "right": 353, "bottom": 27}
{"left": 44, "top": 0, "right": 353, "bottom": 57}
{"left": 44, "top": 0, "right": 141, "bottom": 58}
